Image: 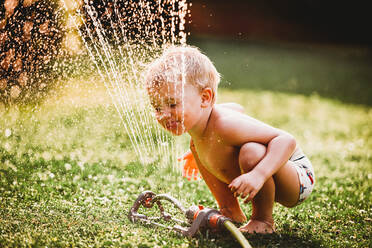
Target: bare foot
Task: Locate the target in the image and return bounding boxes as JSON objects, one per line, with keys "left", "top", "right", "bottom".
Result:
{"left": 239, "top": 219, "right": 275, "bottom": 234}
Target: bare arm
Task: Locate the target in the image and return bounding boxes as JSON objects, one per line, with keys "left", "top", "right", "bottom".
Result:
{"left": 251, "top": 134, "right": 296, "bottom": 181}
{"left": 216, "top": 112, "right": 297, "bottom": 201}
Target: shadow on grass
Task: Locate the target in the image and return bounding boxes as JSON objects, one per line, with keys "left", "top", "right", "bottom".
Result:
{"left": 246, "top": 233, "right": 324, "bottom": 248}
{"left": 193, "top": 229, "right": 324, "bottom": 248}
{"left": 190, "top": 36, "right": 372, "bottom": 106}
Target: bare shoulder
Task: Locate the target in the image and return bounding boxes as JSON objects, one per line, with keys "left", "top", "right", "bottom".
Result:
{"left": 211, "top": 105, "right": 248, "bottom": 134}
{"left": 210, "top": 105, "right": 284, "bottom": 146}
{"left": 217, "top": 102, "right": 245, "bottom": 113}
{"left": 212, "top": 104, "right": 255, "bottom": 129}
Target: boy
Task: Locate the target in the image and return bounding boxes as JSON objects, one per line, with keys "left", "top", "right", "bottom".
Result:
{"left": 145, "top": 46, "right": 315, "bottom": 233}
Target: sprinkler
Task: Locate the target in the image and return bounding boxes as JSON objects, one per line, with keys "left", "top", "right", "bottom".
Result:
{"left": 128, "top": 191, "right": 252, "bottom": 248}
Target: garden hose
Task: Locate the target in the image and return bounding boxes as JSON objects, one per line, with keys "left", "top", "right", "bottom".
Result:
{"left": 186, "top": 205, "right": 253, "bottom": 247}
{"left": 223, "top": 220, "right": 252, "bottom": 248}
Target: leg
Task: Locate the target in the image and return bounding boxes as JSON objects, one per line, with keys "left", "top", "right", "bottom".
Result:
{"left": 238, "top": 142, "right": 275, "bottom": 233}
{"left": 238, "top": 143, "right": 301, "bottom": 233}
{"left": 240, "top": 146, "right": 300, "bottom": 207}
{"left": 190, "top": 145, "right": 247, "bottom": 223}
{"left": 273, "top": 160, "right": 300, "bottom": 207}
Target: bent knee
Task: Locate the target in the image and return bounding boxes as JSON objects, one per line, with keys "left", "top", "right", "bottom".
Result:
{"left": 239, "top": 142, "right": 266, "bottom": 173}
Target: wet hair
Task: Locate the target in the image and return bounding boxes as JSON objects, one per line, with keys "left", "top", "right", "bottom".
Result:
{"left": 145, "top": 45, "right": 220, "bottom": 103}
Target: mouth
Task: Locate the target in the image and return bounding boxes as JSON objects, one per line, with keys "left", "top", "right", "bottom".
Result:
{"left": 165, "top": 121, "right": 179, "bottom": 130}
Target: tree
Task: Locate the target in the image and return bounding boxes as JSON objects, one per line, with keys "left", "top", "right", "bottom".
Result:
{"left": 0, "top": 0, "right": 63, "bottom": 105}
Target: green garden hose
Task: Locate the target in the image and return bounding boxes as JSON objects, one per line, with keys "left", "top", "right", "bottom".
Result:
{"left": 223, "top": 220, "right": 252, "bottom": 248}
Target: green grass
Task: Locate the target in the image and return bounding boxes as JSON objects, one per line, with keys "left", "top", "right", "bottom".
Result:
{"left": 1, "top": 81, "right": 371, "bottom": 247}
{"left": 1, "top": 37, "right": 371, "bottom": 247}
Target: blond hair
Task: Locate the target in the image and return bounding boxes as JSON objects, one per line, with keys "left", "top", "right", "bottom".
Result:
{"left": 145, "top": 46, "right": 220, "bottom": 102}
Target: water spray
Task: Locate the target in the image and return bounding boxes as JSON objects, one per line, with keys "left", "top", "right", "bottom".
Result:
{"left": 61, "top": 0, "right": 189, "bottom": 165}
{"left": 128, "top": 191, "right": 252, "bottom": 248}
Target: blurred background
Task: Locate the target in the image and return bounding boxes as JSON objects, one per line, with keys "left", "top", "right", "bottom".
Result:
{"left": 188, "top": 0, "right": 372, "bottom": 45}
{"left": 0, "top": 0, "right": 371, "bottom": 106}
{"left": 186, "top": 0, "right": 372, "bottom": 105}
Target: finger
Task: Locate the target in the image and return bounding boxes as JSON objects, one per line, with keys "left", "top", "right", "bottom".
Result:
{"left": 230, "top": 183, "right": 240, "bottom": 195}
{"left": 192, "top": 169, "right": 197, "bottom": 180}
{"left": 228, "top": 177, "right": 238, "bottom": 188}
{"left": 228, "top": 183, "right": 236, "bottom": 192}
{"left": 194, "top": 170, "right": 199, "bottom": 180}
{"left": 234, "top": 185, "right": 246, "bottom": 198}
{"left": 245, "top": 190, "right": 256, "bottom": 203}
{"left": 238, "top": 187, "right": 249, "bottom": 199}
{"left": 241, "top": 190, "right": 249, "bottom": 199}
{"left": 242, "top": 189, "right": 253, "bottom": 203}
{"left": 242, "top": 190, "right": 252, "bottom": 203}
{"left": 228, "top": 178, "right": 241, "bottom": 191}
{"left": 230, "top": 182, "right": 241, "bottom": 197}
{"left": 187, "top": 168, "right": 193, "bottom": 181}
{"left": 244, "top": 197, "right": 251, "bottom": 204}
{"left": 234, "top": 191, "right": 241, "bottom": 198}
{"left": 184, "top": 167, "right": 191, "bottom": 180}
{"left": 186, "top": 173, "right": 191, "bottom": 181}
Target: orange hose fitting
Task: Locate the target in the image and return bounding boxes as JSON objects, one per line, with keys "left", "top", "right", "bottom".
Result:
{"left": 209, "top": 214, "right": 223, "bottom": 229}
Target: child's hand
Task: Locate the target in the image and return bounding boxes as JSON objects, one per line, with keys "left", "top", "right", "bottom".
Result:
{"left": 178, "top": 150, "right": 200, "bottom": 181}
{"left": 228, "top": 172, "right": 265, "bottom": 203}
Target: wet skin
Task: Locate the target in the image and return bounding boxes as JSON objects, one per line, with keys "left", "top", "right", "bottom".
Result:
{"left": 148, "top": 82, "right": 300, "bottom": 233}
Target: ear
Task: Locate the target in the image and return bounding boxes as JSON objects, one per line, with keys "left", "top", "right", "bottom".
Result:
{"left": 200, "top": 87, "right": 214, "bottom": 108}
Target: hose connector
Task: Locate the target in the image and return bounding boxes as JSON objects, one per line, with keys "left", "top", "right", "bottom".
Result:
{"left": 184, "top": 205, "right": 233, "bottom": 237}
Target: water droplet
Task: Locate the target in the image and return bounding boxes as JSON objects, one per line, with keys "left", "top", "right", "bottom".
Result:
{"left": 4, "top": 128, "right": 12, "bottom": 138}
{"left": 64, "top": 163, "right": 72, "bottom": 171}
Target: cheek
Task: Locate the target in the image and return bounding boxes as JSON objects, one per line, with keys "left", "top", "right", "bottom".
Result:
{"left": 180, "top": 110, "right": 193, "bottom": 127}
{"left": 171, "top": 106, "right": 184, "bottom": 119}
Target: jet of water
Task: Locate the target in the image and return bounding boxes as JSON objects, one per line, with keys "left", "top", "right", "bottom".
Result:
{"left": 61, "top": 0, "right": 189, "bottom": 167}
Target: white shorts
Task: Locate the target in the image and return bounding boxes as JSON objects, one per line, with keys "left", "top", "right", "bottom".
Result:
{"left": 289, "top": 147, "right": 315, "bottom": 205}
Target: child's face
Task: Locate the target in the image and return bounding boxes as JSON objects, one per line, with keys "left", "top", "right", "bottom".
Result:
{"left": 148, "top": 82, "right": 203, "bottom": 136}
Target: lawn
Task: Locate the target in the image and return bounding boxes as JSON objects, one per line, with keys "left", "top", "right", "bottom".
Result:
{"left": 1, "top": 39, "right": 371, "bottom": 247}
